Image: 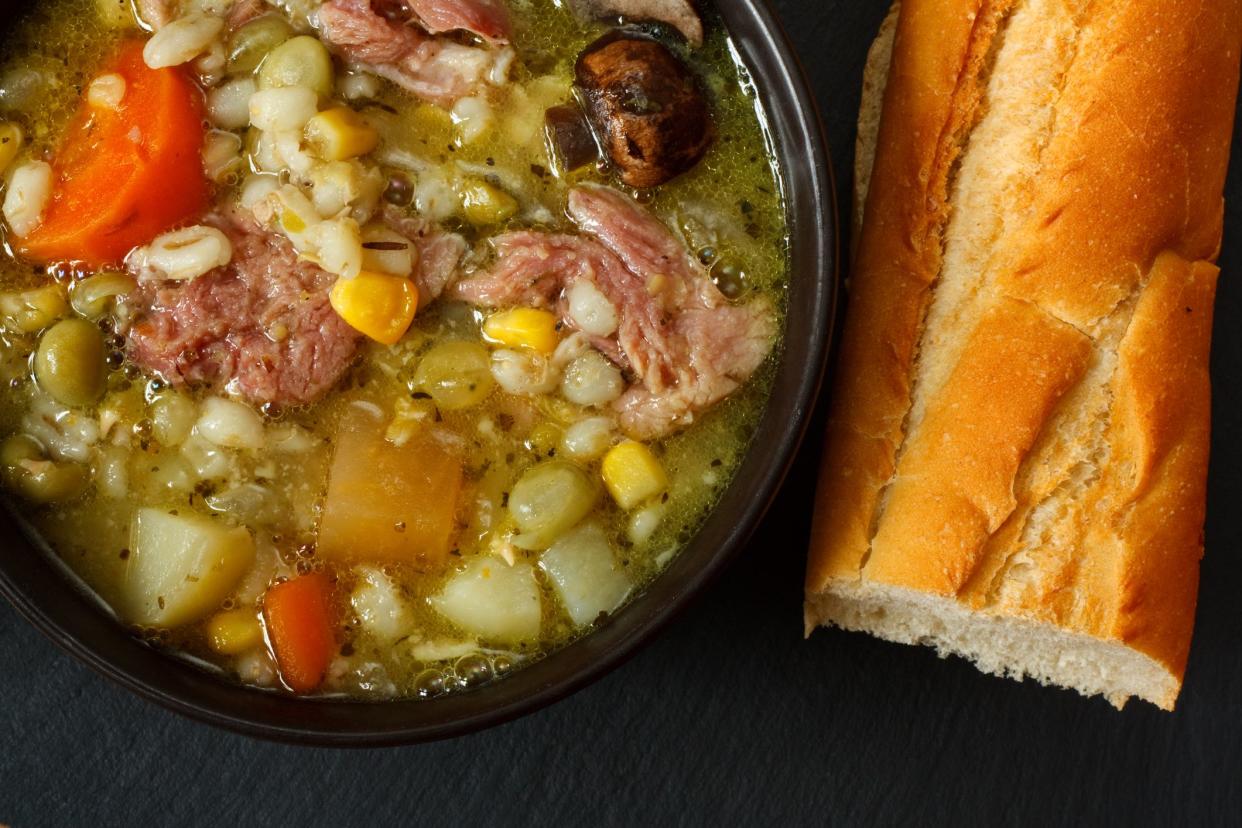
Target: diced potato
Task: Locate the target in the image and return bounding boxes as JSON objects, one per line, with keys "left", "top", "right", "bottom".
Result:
{"left": 483, "top": 308, "right": 560, "bottom": 354}
{"left": 305, "top": 107, "right": 380, "bottom": 161}
{"left": 207, "top": 608, "right": 264, "bottom": 655}
{"left": 540, "top": 521, "right": 632, "bottom": 627}
{"left": 318, "top": 407, "right": 463, "bottom": 571}
{"left": 460, "top": 178, "right": 518, "bottom": 226}
{"left": 350, "top": 566, "right": 415, "bottom": 644}
{"left": 124, "top": 509, "right": 256, "bottom": 628}
{"left": 329, "top": 271, "right": 418, "bottom": 345}
{"left": 601, "top": 441, "right": 668, "bottom": 510}
{"left": 431, "top": 558, "right": 541, "bottom": 644}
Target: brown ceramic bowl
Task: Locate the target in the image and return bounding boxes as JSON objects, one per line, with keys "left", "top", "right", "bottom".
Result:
{"left": 0, "top": 0, "right": 836, "bottom": 745}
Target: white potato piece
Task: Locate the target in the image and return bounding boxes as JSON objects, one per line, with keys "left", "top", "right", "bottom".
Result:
{"left": 351, "top": 567, "right": 415, "bottom": 644}
{"left": 539, "top": 521, "right": 632, "bottom": 627}
{"left": 125, "top": 508, "right": 255, "bottom": 627}
{"left": 431, "top": 558, "right": 541, "bottom": 644}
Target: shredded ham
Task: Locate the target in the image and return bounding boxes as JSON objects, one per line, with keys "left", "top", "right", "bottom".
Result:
{"left": 409, "top": 0, "right": 511, "bottom": 44}
{"left": 452, "top": 185, "right": 775, "bottom": 438}
{"left": 127, "top": 208, "right": 466, "bottom": 406}
{"left": 317, "top": 0, "right": 508, "bottom": 107}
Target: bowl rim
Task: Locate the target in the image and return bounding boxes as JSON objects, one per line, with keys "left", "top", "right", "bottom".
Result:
{"left": 0, "top": 0, "right": 837, "bottom": 746}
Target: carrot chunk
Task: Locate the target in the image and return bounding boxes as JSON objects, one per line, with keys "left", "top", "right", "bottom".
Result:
{"left": 262, "top": 572, "right": 337, "bottom": 694}
{"left": 16, "top": 40, "right": 209, "bottom": 266}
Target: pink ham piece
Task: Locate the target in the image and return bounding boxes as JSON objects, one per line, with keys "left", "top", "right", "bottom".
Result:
{"left": 127, "top": 210, "right": 466, "bottom": 406}
{"left": 382, "top": 205, "right": 469, "bottom": 307}
{"left": 569, "top": 0, "right": 703, "bottom": 47}
{"left": 127, "top": 213, "right": 360, "bottom": 406}
{"left": 317, "top": 0, "right": 509, "bottom": 107}
{"left": 453, "top": 184, "right": 775, "bottom": 438}
{"left": 408, "top": 0, "right": 511, "bottom": 44}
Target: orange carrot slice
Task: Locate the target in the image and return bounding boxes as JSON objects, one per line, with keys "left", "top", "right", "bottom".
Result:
{"left": 262, "top": 572, "right": 337, "bottom": 694}
{"left": 16, "top": 40, "right": 210, "bottom": 267}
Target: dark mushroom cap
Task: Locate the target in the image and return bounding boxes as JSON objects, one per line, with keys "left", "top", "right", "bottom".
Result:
{"left": 575, "top": 33, "right": 714, "bottom": 189}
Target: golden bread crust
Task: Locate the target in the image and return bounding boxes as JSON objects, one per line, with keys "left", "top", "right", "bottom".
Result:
{"left": 807, "top": 0, "right": 1241, "bottom": 707}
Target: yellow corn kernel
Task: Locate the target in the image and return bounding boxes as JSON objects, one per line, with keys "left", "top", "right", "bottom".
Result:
{"left": 304, "top": 107, "right": 380, "bottom": 162}
{"left": 460, "top": 178, "right": 519, "bottom": 226}
{"left": 483, "top": 308, "right": 560, "bottom": 354}
{"left": 207, "top": 609, "right": 264, "bottom": 655}
{"left": 329, "top": 271, "right": 418, "bottom": 345}
{"left": 0, "top": 122, "right": 23, "bottom": 176}
{"left": 601, "top": 441, "right": 668, "bottom": 510}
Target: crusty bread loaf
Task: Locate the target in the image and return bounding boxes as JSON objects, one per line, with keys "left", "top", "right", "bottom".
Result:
{"left": 805, "top": 0, "right": 1242, "bottom": 710}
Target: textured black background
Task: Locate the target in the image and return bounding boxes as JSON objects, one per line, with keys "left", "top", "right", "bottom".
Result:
{"left": 4, "top": 2, "right": 1241, "bottom": 825}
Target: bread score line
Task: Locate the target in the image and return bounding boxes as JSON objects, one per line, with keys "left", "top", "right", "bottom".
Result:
{"left": 805, "top": 0, "right": 1242, "bottom": 710}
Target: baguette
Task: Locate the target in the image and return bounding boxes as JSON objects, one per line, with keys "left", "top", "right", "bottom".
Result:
{"left": 805, "top": 0, "right": 1242, "bottom": 710}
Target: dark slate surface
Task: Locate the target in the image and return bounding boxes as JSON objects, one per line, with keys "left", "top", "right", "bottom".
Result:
{"left": 3, "top": 2, "right": 1241, "bottom": 824}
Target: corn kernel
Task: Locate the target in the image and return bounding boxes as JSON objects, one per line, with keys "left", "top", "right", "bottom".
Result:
{"left": 207, "top": 608, "right": 264, "bottom": 655}
{"left": 601, "top": 441, "right": 668, "bottom": 510}
{"left": 329, "top": 271, "right": 418, "bottom": 345}
{"left": 0, "top": 123, "right": 23, "bottom": 177}
{"left": 483, "top": 308, "right": 560, "bottom": 354}
{"left": 460, "top": 178, "right": 519, "bottom": 226}
{"left": 304, "top": 107, "right": 380, "bottom": 162}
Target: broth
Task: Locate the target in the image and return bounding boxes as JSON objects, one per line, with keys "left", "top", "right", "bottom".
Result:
{"left": 0, "top": 0, "right": 787, "bottom": 698}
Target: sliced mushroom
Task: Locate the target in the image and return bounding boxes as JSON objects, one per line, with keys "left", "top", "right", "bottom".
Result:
{"left": 545, "top": 102, "right": 602, "bottom": 173}
{"left": 569, "top": 0, "right": 703, "bottom": 47}
{"left": 575, "top": 33, "right": 714, "bottom": 189}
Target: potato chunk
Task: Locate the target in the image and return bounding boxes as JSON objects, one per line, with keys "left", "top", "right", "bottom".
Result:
{"left": 125, "top": 509, "right": 255, "bottom": 628}
{"left": 431, "top": 558, "right": 541, "bottom": 644}
{"left": 318, "top": 408, "right": 463, "bottom": 570}
{"left": 539, "top": 521, "right": 632, "bottom": 627}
